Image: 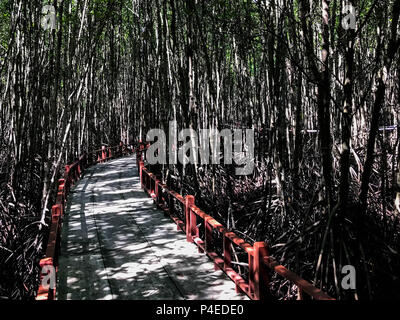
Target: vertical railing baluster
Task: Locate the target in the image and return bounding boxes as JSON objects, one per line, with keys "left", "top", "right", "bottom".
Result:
{"left": 155, "top": 180, "right": 160, "bottom": 205}
{"left": 253, "top": 242, "right": 270, "bottom": 300}
{"left": 204, "top": 217, "right": 213, "bottom": 253}
{"left": 139, "top": 161, "right": 144, "bottom": 189}
{"left": 248, "top": 249, "right": 255, "bottom": 299}
{"left": 185, "top": 195, "right": 195, "bottom": 242}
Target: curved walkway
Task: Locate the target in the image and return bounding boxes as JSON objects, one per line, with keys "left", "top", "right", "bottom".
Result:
{"left": 57, "top": 155, "right": 248, "bottom": 300}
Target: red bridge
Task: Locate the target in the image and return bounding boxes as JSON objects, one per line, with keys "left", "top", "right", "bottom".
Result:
{"left": 36, "top": 143, "right": 334, "bottom": 301}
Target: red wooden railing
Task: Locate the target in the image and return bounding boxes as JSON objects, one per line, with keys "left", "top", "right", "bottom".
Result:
{"left": 36, "top": 143, "right": 132, "bottom": 300}
{"left": 136, "top": 143, "right": 334, "bottom": 301}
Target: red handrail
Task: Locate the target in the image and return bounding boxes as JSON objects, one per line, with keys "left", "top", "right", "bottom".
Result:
{"left": 136, "top": 142, "right": 334, "bottom": 301}
{"left": 36, "top": 143, "right": 132, "bottom": 300}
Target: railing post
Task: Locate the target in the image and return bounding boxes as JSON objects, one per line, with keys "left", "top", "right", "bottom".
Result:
{"left": 139, "top": 161, "right": 144, "bottom": 189}
{"left": 148, "top": 174, "right": 154, "bottom": 195}
{"left": 155, "top": 180, "right": 160, "bottom": 205}
{"left": 102, "top": 146, "right": 106, "bottom": 162}
{"left": 204, "top": 217, "right": 213, "bottom": 253}
{"left": 53, "top": 204, "right": 62, "bottom": 218}
{"left": 190, "top": 203, "right": 199, "bottom": 241}
{"left": 253, "top": 242, "right": 270, "bottom": 300}
{"left": 248, "top": 249, "right": 255, "bottom": 299}
{"left": 58, "top": 179, "right": 65, "bottom": 205}
{"left": 185, "top": 195, "right": 195, "bottom": 242}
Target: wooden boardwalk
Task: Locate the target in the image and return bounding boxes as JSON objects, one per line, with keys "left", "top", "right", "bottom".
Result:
{"left": 56, "top": 155, "right": 248, "bottom": 300}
